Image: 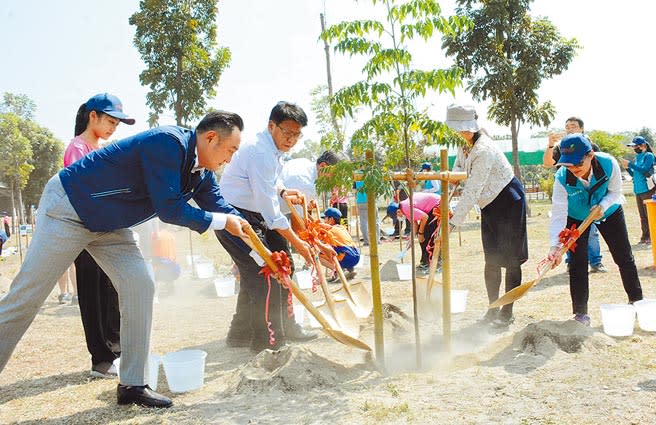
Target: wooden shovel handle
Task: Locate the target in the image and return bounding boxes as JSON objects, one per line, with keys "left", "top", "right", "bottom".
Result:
{"left": 555, "top": 206, "right": 600, "bottom": 258}
{"left": 242, "top": 224, "right": 337, "bottom": 329}
{"left": 332, "top": 256, "right": 355, "bottom": 300}
{"left": 285, "top": 197, "right": 308, "bottom": 232}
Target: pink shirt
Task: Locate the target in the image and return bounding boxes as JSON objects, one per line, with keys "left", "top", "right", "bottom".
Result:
{"left": 63, "top": 136, "right": 97, "bottom": 167}
{"left": 331, "top": 187, "right": 348, "bottom": 204}
{"left": 399, "top": 192, "right": 441, "bottom": 221}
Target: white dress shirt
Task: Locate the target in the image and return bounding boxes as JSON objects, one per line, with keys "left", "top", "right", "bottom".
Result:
{"left": 549, "top": 156, "right": 625, "bottom": 246}
{"left": 220, "top": 129, "right": 290, "bottom": 230}
{"left": 279, "top": 158, "right": 317, "bottom": 214}
{"left": 191, "top": 145, "right": 227, "bottom": 230}
{"left": 451, "top": 134, "right": 514, "bottom": 226}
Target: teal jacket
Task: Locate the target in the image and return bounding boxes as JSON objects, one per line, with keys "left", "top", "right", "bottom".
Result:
{"left": 555, "top": 152, "right": 620, "bottom": 221}
{"left": 627, "top": 151, "right": 655, "bottom": 195}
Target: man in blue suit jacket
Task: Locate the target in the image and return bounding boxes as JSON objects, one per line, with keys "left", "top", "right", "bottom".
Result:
{"left": 0, "top": 110, "right": 248, "bottom": 408}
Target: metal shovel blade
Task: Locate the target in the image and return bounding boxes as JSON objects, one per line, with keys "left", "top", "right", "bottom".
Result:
{"left": 488, "top": 279, "right": 538, "bottom": 308}
{"left": 314, "top": 259, "right": 361, "bottom": 339}
{"left": 315, "top": 296, "right": 360, "bottom": 338}
{"left": 332, "top": 280, "right": 373, "bottom": 319}
{"left": 331, "top": 258, "right": 373, "bottom": 318}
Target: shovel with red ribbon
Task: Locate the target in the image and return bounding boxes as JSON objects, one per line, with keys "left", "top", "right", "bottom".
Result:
{"left": 489, "top": 206, "right": 601, "bottom": 308}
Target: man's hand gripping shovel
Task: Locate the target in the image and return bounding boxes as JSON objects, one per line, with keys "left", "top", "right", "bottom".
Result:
{"left": 241, "top": 222, "right": 371, "bottom": 351}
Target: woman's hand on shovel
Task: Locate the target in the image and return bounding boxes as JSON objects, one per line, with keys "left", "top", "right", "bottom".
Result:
{"left": 547, "top": 245, "right": 563, "bottom": 268}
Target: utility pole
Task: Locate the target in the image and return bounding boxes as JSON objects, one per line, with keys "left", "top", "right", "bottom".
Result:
{"left": 320, "top": 12, "right": 343, "bottom": 141}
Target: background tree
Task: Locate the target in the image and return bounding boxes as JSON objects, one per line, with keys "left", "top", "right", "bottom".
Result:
{"left": 1, "top": 93, "right": 36, "bottom": 121}
{"left": 310, "top": 85, "right": 347, "bottom": 153}
{"left": 442, "top": 0, "right": 579, "bottom": 180}
{"left": 587, "top": 129, "right": 629, "bottom": 161}
{"left": 0, "top": 113, "right": 34, "bottom": 223}
{"left": 636, "top": 127, "right": 654, "bottom": 145}
{"left": 320, "top": 0, "right": 469, "bottom": 197}
{"left": 19, "top": 121, "right": 63, "bottom": 209}
{"left": 130, "top": 0, "right": 231, "bottom": 126}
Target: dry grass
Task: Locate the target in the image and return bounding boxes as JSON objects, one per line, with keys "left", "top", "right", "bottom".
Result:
{"left": 1, "top": 195, "right": 656, "bottom": 424}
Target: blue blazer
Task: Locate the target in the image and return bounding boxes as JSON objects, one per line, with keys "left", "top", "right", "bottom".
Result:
{"left": 59, "top": 126, "right": 239, "bottom": 233}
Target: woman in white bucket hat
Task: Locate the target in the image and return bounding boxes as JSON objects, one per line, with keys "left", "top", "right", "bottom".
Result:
{"left": 446, "top": 104, "right": 528, "bottom": 329}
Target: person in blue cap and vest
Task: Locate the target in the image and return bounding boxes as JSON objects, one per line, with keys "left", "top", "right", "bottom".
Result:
{"left": 620, "top": 136, "right": 655, "bottom": 244}
{"left": 547, "top": 134, "right": 643, "bottom": 326}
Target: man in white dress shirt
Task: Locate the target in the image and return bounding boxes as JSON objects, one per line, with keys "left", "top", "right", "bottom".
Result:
{"left": 216, "top": 101, "right": 327, "bottom": 352}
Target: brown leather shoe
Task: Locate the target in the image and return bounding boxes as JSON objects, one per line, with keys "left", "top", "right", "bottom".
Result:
{"left": 117, "top": 384, "right": 172, "bottom": 408}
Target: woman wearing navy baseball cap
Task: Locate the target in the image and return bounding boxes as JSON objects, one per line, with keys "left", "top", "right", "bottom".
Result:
{"left": 62, "top": 93, "right": 135, "bottom": 378}
{"left": 548, "top": 133, "right": 643, "bottom": 326}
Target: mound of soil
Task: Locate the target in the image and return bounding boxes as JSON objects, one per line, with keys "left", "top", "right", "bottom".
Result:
{"left": 514, "top": 320, "right": 616, "bottom": 356}
{"left": 229, "top": 345, "right": 370, "bottom": 394}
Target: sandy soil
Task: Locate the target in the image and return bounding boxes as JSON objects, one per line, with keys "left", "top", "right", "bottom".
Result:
{"left": 1, "top": 200, "right": 655, "bottom": 424}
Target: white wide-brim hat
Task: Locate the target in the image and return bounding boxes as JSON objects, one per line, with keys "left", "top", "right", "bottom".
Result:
{"left": 445, "top": 104, "right": 480, "bottom": 132}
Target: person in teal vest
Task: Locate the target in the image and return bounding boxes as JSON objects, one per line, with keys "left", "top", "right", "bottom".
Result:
{"left": 547, "top": 134, "right": 643, "bottom": 326}
{"left": 620, "top": 136, "right": 655, "bottom": 244}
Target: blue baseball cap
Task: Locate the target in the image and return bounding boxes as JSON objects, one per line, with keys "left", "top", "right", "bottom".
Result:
{"left": 85, "top": 93, "right": 135, "bottom": 125}
{"left": 627, "top": 136, "right": 647, "bottom": 147}
{"left": 421, "top": 162, "right": 431, "bottom": 170}
{"left": 386, "top": 202, "right": 399, "bottom": 219}
{"left": 557, "top": 134, "right": 592, "bottom": 166}
{"left": 323, "top": 207, "right": 342, "bottom": 220}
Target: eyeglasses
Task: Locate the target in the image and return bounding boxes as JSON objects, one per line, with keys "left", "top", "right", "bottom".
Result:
{"left": 275, "top": 123, "right": 303, "bottom": 140}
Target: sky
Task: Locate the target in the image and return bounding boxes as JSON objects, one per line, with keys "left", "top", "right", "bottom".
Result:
{"left": 1, "top": 0, "right": 655, "bottom": 152}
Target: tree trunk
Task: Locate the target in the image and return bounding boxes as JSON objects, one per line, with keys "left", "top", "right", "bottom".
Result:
{"left": 510, "top": 115, "right": 521, "bottom": 180}
{"left": 9, "top": 179, "right": 16, "bottom": 228}
{"left": 17, "top": 182, "right": 25, "bottom": 225}
{"left": 510, "top": 116, "right": 531, "bottom": 217}
{"left": 175, "top": 55, "right": 184, "bottom": 126}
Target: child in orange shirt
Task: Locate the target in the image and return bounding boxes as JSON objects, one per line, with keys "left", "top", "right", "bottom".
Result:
{"left": 319, "top": 208, "right": 359, "bottom": 281}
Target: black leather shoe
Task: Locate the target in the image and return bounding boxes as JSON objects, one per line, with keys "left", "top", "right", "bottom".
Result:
{"left": 285, "top": 324, "right": 318, "bottom": 342}
{"left": 117, "top": 384, "right": 172, "bottom": 408}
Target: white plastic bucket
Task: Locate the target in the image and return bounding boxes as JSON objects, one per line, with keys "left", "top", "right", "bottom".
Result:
{"left": 600, "top": 304, "right": 635, "bottom": 337}
{"left": 450, "top": 289, "right": 469, "bottom": 314}
{"left": 396, "top": 263, "right": 412, "bottom": 280}
{"left": 162, "top": 350, "right": 207, "bottom": 393}
{"left": 214, "top": 277, "right": 235, "bottom": 297}
{"left": 195, "top": 261, "right": 215, "bottom": 279}
{"left": 430, "top": 289, "right": 469, "bottom": 314}
{"left": 293, "top": 303, "right": 305, "bottom": 325}
{"left": 295, "top": 270, "right": 313, "bottom": 289}
{"left": 634, "top": 299, "right": 656, "bottom": 332}
{"left": 113, "top": 354, "right": 161, "bottom": 391}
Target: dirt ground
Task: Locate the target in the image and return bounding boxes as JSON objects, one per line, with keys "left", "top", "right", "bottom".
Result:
{"left": 1, "top": 199, "right": 655, "bottom": 424}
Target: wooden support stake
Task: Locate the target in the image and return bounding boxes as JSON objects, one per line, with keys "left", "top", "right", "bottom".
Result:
{"left": 366, "top": 151, "right": 385, "bottom": 369}
{"left": 440, "top": 149, "right": 452, "bottom": 353}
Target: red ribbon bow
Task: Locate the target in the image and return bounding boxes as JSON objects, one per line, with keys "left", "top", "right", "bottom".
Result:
{"left": 558, "top": 224, "right": 581, "bottom": 253}
{"left": 259, "top": 251, "right": 294, "bottom": 347}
